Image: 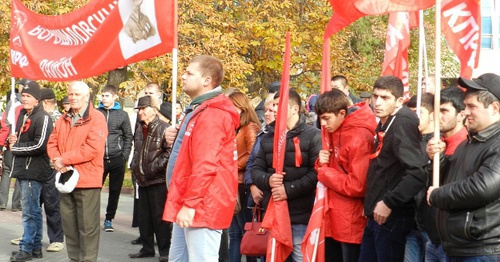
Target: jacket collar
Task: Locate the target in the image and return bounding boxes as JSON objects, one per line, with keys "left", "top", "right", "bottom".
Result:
{"left": 469, "top": 121, "right": 500, "bottom": 142}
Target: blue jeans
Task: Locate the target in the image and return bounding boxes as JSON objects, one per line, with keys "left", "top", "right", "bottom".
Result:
{"left": 425, "top": 237, "right": 449, "bottom": 262}
{"left": 169, "top": 223, "right": 222, "bottom": 262}
{"left": 19, "top": 179, "right": 43, "bottom": 254}
{"left": 285, "top": 224, "right": 307, "bottom": 262}
{"left": 359, "top": 215, "right": 414, "bottom": 262}
{"left": 404, "top": 229, "right": 426, "bottom": 262}
{"left": 448, "top": 255, "right": 500, "bottom": 262}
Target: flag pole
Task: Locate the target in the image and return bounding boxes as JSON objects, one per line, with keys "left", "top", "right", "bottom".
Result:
{"left": 10, "top": 77, "right": 16, "bottom": 134}
{"left": 432, "top": 0, "right": 442, "bottom": 187}
{"left": 271, "top": 238, "right": 276, "bottom": 262}
{"left": 416, "top": 10, "right": 425, "bottom": 118}
{"left": 171, "top": 48, "right": 178, "bottom": 123}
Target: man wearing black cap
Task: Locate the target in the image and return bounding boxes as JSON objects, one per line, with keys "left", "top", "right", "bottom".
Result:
{"left": 8, "top": 81, "right": 53, "bottom": 261}
{"left": 128, "top": 96, "right": 171, "bottom": 261}
{"left": 61, "top": 96, "right": 70, "bottom": 114}
{"left": 427, "top": 73, "right": 500, "bottom": 260}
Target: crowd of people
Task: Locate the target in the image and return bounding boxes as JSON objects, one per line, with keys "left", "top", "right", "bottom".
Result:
{"left": 1, "top": 54, "right": 500, "bottom": 262}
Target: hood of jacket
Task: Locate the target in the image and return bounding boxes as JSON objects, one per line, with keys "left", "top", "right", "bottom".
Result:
{"left": 341, "top": 101, "right": 377, "bottom": 136}
{"left": 98, "top": 101, "right": 121, "bottom": 110}
{"left": 193, "top": 93, "right": 240, "bottom": 131}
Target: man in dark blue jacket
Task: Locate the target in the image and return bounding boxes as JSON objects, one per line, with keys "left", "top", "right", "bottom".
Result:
{"left": 97, "top": 85, "right": 133, "bottom": 232}
{"left": 9, "top": 81, "right": 53, "bottom": 262}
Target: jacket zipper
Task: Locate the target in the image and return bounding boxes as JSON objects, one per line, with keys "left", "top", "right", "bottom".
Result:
{"left": 105, "top": 110, "right": 109, "bottom": 158}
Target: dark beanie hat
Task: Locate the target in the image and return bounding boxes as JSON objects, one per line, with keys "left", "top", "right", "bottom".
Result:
{"left": 41, "top": 88, "right": 56, "bottom": 100}
{"left": 159, "top": 102, "right": 173, "bottom": 121}
{"left": 22, "top": 81, "right": 41, "bottom": 101}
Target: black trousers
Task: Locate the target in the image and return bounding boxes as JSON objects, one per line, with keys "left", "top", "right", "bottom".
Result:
{"left": 40, "top": 170, "right": 64, "bottom": 243}
{"left": 102, "top": 156, "right": 125, "bottom": 221}
{"left": 138, "top": 183, "right": 171, "bottom": 256}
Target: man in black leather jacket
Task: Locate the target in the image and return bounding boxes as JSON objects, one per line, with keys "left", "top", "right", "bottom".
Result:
{"left": 427, "top": 73, "right": 500, "bottom": 260}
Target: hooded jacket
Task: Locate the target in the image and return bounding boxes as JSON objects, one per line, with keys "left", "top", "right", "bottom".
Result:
{"left": 252, "top": 117, "right": 322, "bottom": 225}
{"left": 97, "top": 102, "right": 133, "bottom": 161}
{"left": 47, "top": 102, "right": 108, "bottom": 188}
{"left": 364, "top": 106, "right": 426, "bottom": 217}
{"left": 316, "top": 102, "right": 376, "bottom": 244}
{"left": 10, "top": 104, "right": 53, "bottom": 181}
{"left": 163, "top": 94, "right": 240, "bottom": 229}
{"left": 430, "top": 121, "right": 500, "bottom": 256}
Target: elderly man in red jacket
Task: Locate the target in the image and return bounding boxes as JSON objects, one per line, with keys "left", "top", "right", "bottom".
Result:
{"left": 47, "top": 81, "right": 107, "bottom": 262}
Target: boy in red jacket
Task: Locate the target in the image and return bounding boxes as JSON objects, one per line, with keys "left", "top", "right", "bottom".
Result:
{"left": 315, "top": 89, "right": 376, "bottom": 261}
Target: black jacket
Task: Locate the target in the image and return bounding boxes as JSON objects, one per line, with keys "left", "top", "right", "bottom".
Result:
{"left": 251, "top": 117, "right": 322, "bottom": 225}
{"left": 430, "top": 121, "right": 500, "bottom": 256}
{"left": 97, "top": 102, "right": 133, "bottom": 161}
{"left": 364, "top": 106, "right": 427, "bottom": 217}
{"left": 10, "top": 104, "right": 53, "bottom": 181}
{"left": 131, "top": 116, "right": 170, "bottom": 187}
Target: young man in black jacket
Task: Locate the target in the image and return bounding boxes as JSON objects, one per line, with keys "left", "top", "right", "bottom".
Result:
{"left": 427, "top": 73, "right": 500, "bottom": 260}
{"left": 97, "top": 85, "right": 133, "bottom": 232}
{"left": 9, "top": 81, "right": 53, "bottom": 261}
{"left": 251, "top": 89, "right": 322, "bottom": 262}
{"left": 359, "top": 76, "right": 426, "bottom": 261}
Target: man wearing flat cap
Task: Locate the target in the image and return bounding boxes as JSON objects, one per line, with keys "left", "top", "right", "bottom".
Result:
{"left": 426, "top": 73, "right": 500, "bottom": 260}
{"left": 129, "top": 96, "right": 171, "bottom": 261}
{"left": 8, "top": 81, "right": 54, "bottom": 261}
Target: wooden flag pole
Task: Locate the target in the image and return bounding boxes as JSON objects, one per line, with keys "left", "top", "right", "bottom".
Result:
{"left": 433, "top": 0, "right": 442, "bottom": 187}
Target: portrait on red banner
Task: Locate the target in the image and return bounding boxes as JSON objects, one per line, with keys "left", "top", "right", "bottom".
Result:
{"left": 119, "top": 0, "right": 161, "bottom": 59}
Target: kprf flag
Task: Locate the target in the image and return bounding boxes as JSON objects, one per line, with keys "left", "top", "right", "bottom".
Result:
{"left": 301, "top": 181, "right": 329, "bottom": 262}
{"left": 262, "top": 32, "right": 293, "bottom": 262}
{"left": 442, "top": 0, "right": 480, "bottom": 78}
{"left": 10, "top": 0, "right": 177, "bottom": 81}
{"left": 382, "top": 12, "right": 411, "bottom": 101}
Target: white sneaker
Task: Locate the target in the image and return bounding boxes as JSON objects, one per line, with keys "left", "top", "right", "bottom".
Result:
{"left": 47, "top": 242, "right": 65, "bottom": 252}
{"left": 10, "top": 237, "right": 22, "bottom": 245}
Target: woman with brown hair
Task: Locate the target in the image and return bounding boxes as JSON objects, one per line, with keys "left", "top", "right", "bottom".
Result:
{"left": 226, "top": 90, "right": 260, "bottom": 262}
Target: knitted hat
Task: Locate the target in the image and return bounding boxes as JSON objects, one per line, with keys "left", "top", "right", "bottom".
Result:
{"left": 21, "top": 81, "right": 41, "bottom": 101}
{"left": 159, "top": 102, "right": 172, "bottom": 121}
{"left": 41, "top": 88, "right": 56, "bottom": 100}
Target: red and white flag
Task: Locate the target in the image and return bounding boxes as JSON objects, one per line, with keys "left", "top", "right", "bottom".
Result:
{"left": 301, "top": 182, "right": 329, "bottom": 262}
{"left": 262, "top": 32, "right": 293, "bottom": 262}
{"left": 354, "top": 0, "right": 434, "bottom": 15}
{"left": 10, "top": 0, "right": 177, "bottom": 81}
{"left": 441, "top": 0, "right": 480, "bottom": 78}
{"left": 382, "top": 12, "right": 411, "bottom": 101}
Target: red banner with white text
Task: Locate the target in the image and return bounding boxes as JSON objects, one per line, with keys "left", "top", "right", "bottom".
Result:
{"left": 382, "top": 12, "right": 411, "bottom": 101}
{"left": 10, "top": 0, "right": 177, "bottom": 81}
{"left": 441, "top": 0, "right": 480, "bottom": 78}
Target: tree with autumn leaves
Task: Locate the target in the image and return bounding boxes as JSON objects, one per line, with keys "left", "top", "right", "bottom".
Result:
{"left": 0, "top": 0, "right": 458, "bottom": 102}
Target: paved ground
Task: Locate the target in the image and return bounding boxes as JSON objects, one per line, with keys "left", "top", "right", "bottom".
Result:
{"left": 0, "top": 188, "right": 161, "bottom": 262}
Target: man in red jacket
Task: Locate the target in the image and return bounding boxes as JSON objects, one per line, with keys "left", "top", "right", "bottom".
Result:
{"left": 163, "top": 55, "right": 239, "bottom": 262}
{"left": 47, "top": 81, "right": 108, "bottom": 262}
{"left": 314, "top": 89, "right": 376, "bottom": 261}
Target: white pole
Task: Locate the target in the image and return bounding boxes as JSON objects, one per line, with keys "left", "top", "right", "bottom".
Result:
{"left": 271, "top": 237, "right": 276, "bottom": 262}
{"left": 171, "top": 48, "right": 178, "bottom": 123}
{"left": 10, "top": 77, "right": 16, "bottom": 134}
{"left": 433, "top": 0, "right": 442, "bottom": 187}
{"left": 311, "top": 228, "right": 320, "bottom": 262}
{"left": 416, "top": 10, "right": 425, "bottom": 118}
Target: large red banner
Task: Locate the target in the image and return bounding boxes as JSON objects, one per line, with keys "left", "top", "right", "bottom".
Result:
{"left": 10, "top": 0, "right": 177, "bottom": 81}
{"left": 442, "top": 0, "right": 480, "bottom": 78}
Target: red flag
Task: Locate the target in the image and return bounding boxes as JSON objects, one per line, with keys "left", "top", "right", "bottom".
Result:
{"left": 10, "top": 0, "right": 177, "bottom": 81}
{"left": 355, "top": 0, "right": 434, "bottom": 15}
{"left": 382, "top": 12, "right": 411, "bottom": 101}
{"left": 320, "top": 38, "right": 332, "bottom": 151}
{"left": 441, "top": 0, "right": 480, "bottom": 78}
{"left": 325, "top": 0, "right": 365, "bottom": 38}
{"left": 301, "top": 182, "right": 329, "bottom": 262}
{"left": 262, "top": 32, "right": 293, "bottom": 262}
